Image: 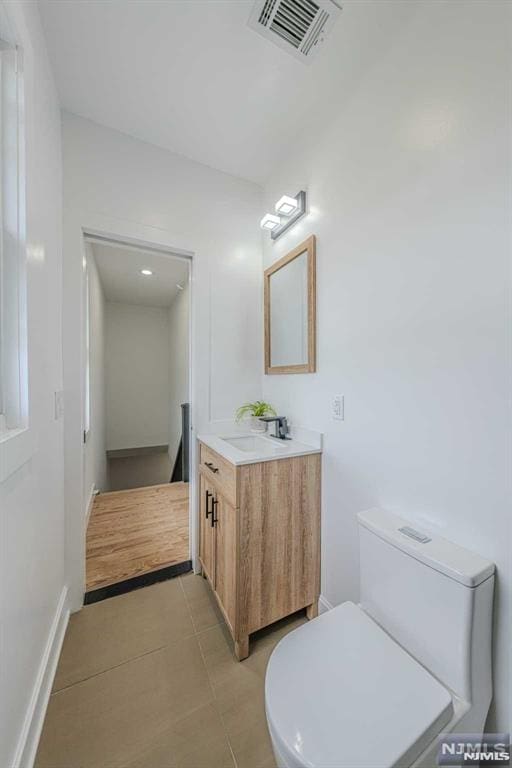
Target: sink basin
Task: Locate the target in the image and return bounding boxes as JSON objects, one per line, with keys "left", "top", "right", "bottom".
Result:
{"left": 221, "top": 435, "right": 287, "bottom": 454}
{"left": 199, "top": 432, "right": 321, "bottom": 466}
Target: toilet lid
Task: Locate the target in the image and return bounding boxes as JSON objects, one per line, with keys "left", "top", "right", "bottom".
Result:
{"left": 265, "top": 602, "right": 454, "bottom": 768}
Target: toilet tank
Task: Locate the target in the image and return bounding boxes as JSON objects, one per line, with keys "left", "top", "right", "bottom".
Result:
{"left": 358, "top": 508, "right": 495, "bottom": 705}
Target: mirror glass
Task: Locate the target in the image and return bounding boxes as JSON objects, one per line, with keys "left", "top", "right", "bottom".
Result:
{"left": 269, "top": 250, "right": 308, "bottom": 367}
{"left": 264, "top": 234, "right": 315, "bottom": 374}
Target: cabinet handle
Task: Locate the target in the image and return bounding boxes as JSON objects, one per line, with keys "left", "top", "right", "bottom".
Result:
{"left": 205, "top": 461, "right": 219, "bottom": 474}
{"left": 205, "top": 489, "right": 213, "bottom": 518}
{"left": 211, "top": 498, "right": 218, "bottom": 527}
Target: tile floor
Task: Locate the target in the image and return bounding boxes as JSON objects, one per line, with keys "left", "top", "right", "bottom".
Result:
{"left": 36, "top": 572, "right": 307, "bottom": 768}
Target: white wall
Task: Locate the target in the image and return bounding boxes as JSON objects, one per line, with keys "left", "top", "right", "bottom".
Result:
{"left": 105, "top": 301, "right": 171, "bottom": 451}
{"left": 0, "top": 2, "right": 65, "bottom": 766}
{"left": 84, "top": 245, "right": 107, "bottom": 498}
{"left": 62, "top": 113, "right": 263, "bottom": 609}
{"left": 168, "top": 281, "right": 190, "bottom": 469}
{"left": 262, "top": 0, "right": 511, "bottom": 732}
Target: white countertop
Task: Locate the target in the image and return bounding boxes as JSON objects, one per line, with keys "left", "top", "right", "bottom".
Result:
{"left": 198, "top": 432, "right": 322, "bottom": 466}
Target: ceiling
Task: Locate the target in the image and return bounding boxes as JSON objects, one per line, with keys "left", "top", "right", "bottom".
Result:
{"left": 91, "top": 243, "right": 189, "bottom": 308}
{"left": 39, "top": 0, "right": 418, "bottom": 184}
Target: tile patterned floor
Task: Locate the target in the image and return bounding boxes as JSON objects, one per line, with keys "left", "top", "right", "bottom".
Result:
{"left": 36, "top": 573, "right": 307, "bottom": 768}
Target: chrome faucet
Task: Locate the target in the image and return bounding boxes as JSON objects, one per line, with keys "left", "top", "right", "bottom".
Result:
{"left": 259, "top": 416, "right": 290, "bottom": 440}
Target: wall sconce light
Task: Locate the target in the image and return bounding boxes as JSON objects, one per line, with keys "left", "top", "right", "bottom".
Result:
{"left": 260, "top": 213, "right": 281, "bottom": 231}
{"left": 260, "top": 191, "right": 307, "bottom": 240}
{"left": 275, "top": 195, "right": 298, "bottom": 216}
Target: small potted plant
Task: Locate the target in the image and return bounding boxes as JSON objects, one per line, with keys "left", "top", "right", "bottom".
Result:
{"left": 235, "top": 401, "right": 277, "bottom": 434}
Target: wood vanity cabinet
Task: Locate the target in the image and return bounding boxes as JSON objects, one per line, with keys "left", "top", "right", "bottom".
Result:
{"left": 198, "top": 440, "right": 321, "bottom": 660}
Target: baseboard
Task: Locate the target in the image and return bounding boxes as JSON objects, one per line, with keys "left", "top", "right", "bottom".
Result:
{"left": 85, "top": 483, "right": 96, "bottom": 526}
{"left": 12, "top": 586, "right": 69, "bottom": 768}
{"left": 106, "top": 445, "right": 168, "bottom": 459}
{"left": 319, "top": 594, "right": 334, "bottom": 614}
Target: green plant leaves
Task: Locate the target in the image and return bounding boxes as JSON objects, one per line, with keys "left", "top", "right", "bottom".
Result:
{"left": 235, "top": 401, "right": 277, "bottom": 421}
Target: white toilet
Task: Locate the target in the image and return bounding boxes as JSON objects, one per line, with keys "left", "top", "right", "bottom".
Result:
{"left": 265, "top": 508, "right": 495, "bottom": 768}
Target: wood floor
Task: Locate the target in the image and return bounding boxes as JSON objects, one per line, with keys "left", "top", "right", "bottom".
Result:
{"left": 86, "top": 482, "right": 189, "bottom": 591}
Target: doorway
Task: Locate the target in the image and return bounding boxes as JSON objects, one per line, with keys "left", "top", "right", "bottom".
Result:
{"left": 82, "top": 235, "right": 192, "bottom": 602}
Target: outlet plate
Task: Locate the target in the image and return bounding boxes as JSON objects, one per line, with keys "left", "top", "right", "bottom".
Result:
{"left": 332, "top": 395, "right": 344, "bottom": 421}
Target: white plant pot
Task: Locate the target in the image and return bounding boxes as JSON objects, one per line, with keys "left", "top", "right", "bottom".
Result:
{"left": 250, "top": 417, "right": 267, "bottom": 434}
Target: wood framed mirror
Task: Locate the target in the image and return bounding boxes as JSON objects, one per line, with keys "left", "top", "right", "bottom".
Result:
{"left": 264, "top": 235, "right": 316, "bottom": 375}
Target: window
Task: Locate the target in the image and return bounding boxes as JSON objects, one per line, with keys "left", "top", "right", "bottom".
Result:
{"left": 0, "top": 10, "right": 29, "bottom": 481}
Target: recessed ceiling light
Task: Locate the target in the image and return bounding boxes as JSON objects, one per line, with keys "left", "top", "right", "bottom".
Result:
{"left": 260, "top": 213, "right": 281, "bottom": 231}
{"left": 140, "top": 269, "right": 153, "bottom": 276}
{"left": 275, "top": 195, "right": 298, "bottom": 216}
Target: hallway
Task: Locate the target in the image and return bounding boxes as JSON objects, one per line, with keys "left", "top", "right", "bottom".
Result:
{"left": 86, "top": 483, "right": 190, "bottom": 592}
{"left": 35, "top": 574, "right": 305, "bottom": 768}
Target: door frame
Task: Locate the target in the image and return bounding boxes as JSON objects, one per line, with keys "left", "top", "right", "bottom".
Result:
{"left": 63, "top": 218, "right": 197, "bottom": 612}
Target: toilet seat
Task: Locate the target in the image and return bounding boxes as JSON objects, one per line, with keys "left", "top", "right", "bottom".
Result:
{"left": 265, "top": 602, "right": 454, "bottom": 768}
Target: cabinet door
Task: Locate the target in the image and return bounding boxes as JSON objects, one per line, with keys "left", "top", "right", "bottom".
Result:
{"left": 199, "top": 474, "right": 215, "bottom": 584}
{"left": 214, "top": 494, "right": 237, "bottom": 632}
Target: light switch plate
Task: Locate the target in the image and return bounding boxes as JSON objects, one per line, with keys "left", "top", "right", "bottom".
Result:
{"left": 332, "top": 395, "right": 344, "bottom": 421}
{"left": 54, "top": 390, "right": 65, "bottom": 420}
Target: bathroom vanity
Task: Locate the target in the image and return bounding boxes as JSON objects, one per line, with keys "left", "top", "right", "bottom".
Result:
{"left": 197, "top": 433, "right": 321, "bottom": 660}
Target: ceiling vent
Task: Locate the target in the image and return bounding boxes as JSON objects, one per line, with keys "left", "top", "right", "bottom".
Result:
{"left": 248, "top": 0, "right": 341, "bottom": 63}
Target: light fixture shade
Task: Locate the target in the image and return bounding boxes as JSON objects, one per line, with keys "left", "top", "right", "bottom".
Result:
{"left": 260, "top": 213, "right": 281, "bottom": 230}
{"left": 275, "top": 195, "right": 298, "bottom": 215}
